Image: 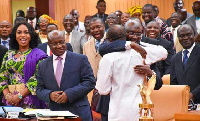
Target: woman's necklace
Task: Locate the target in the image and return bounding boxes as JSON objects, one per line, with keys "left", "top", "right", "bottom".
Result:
{"left": 17, "top": 49, "right": 30, "bottom": 55}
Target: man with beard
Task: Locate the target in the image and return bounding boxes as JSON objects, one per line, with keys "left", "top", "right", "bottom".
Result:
{"left": 171, "top": 24, "right": 200, "bottom": 103}
{"left": 36, "top": 30, "right": 95, "bottom": 121}
{"left": 96, "top": 24, "right": 167, "bottom": 121}
{"left": 26, "top": 7, "right": 39, "bottom": 30}
{"left": 186, "top": 1, "right": 200, "bottom": 36}
{"left": 93, "top": 0, "right": 108, "bottom": 30}
{"left": 70, "top": 9, "right": 85, "bottom": 33}
{"left": 62, "top": 14, "right": 87, "bottom": 54}
{"left": 0, "top": 21, "right": 12, "bottom": 49}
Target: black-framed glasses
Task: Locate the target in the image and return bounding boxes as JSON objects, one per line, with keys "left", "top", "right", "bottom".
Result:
{"left": 128, "top": 32, "right": 142, "bottom": 37}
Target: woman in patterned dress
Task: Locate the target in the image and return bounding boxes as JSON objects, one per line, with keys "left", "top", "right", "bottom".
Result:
{"left": 0, "top": 22, "right": 48, "bottom": 108}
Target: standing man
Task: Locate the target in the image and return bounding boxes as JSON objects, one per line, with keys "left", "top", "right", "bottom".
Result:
{"left": 93, "top": 0, "right": 108, "bottom": 30}
{"left": 186, "top": 1, "right": 200, "bottom": 36}
{"left": 26, "top": 6, "right": 39, "bottom": 30}
{"left": 171, "top": 24, "right": 200, "bottom": 103}
{"left": 63, "top": 14, "right": 87, "bottom": 54}
{"left": 96, "top": 24, "right": 167, "bottom": 121}
{"left": 0, "top": 20, "right": 12, "bottom": 49}
{"left": 38, "top": 23, "right": 73, "bottom": 56}
{"left": 36, "top": 30, "right": 95, "bottom": 121}
{"left": 70, "top": 9, "right": 85, "bottom": 33}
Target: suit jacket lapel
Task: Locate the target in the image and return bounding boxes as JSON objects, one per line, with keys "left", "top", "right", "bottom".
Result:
{"left": 60, "top": 51, "right": 72, "bottom": 88}
{"left": 90, "top": 38, "right": 98, "bottom": 56}
{"left": 47, "top": 56, "right": 60, "bottom": 89}
{"left": 176, "top": 51, "right": 184, "bottom": 72}
{"left": 184, "top": 45, "right": 199, "bottom": 72}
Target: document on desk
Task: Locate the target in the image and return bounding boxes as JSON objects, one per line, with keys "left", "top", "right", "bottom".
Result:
{"left": 24, "top": 109, "right": 78, "bottom": 118}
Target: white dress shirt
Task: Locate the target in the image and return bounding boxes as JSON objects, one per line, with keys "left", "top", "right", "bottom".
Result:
{"left": 196, "top": 19, "right": 200, "bottom": 34}
{"left": 74, "top": 21, "right": 85, "bottom": 32}
{"left": 96, "top": 42, "right": 167, "bottom": 121}
{"left": 182, "top": 43, "right": 195, "bottom": 61}
{"left": 53, "top": 51, "right": 67, "bottom": 75}
{"left": 28, "top": 18, "right": 36, "bottom": 28}
{"left": 1, "top": 38, "right": 10, "bottom": 49}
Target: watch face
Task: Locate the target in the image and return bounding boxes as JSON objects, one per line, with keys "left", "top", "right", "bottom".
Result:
{"left": 18, "top": 94, "right": 22, "bottom": 99}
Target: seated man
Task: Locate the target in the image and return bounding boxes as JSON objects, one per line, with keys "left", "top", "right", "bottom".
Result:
{"left": 36, "top": 30, "right": 95, "bottom": 121}
{"left": 96, "top": 24, "right": 167, "bottom": 121}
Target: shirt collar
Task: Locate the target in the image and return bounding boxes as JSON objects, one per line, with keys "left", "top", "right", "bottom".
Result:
{"left": 28, "top": 18, "right": 36, "bottom": 23}
{"left": 1, "top": 38, "right": 10, "bottom": 42}
{"left": 182, "top": 43, "right": 195, "bottom": 55}
{"left": 53, "top": 51, "right": 67, "bottom": 61}
{"left": 65, "top": 30, "right": 73, "bottom": 35}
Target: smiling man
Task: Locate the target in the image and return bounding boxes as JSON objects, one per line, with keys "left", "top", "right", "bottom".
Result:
{"left": 63, "top": 14, "right": 87, "bottom": 54}
{"left": 0, "top": 20, "right": 12, "bottom": 49}
{"left": 36, "top": 30, "right": 95, "bottom": 121}
{"left": 170, "top": 24, "right": 200, "bottom": 104}
{"left": 145, "top": 21, "right": 174, "bottom": 77}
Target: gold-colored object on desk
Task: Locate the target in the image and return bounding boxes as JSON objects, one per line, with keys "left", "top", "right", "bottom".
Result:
{"left": 138, "top": 74, "right": 156, "bottom": 121}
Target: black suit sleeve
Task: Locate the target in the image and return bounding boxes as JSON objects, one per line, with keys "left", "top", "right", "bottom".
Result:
{"left": 66, "top": 43, "right": 73, "bottom": 52}
{"left": 163, "top": 42, "right": 174, "bottom": 75}
{"left": 170, "top": 55, "right": 178, "bottom": 85}
{"left": 150, "top": 63, "right": 163, "bottom": 90}
{"left": 99, "top": 40, "right": 126, "bottom": 56}
{"left": 0, "top": 45, "right": 8, "bottom": 67}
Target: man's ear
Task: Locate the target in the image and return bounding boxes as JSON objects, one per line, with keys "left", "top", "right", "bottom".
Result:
{"left": 96, "top": 5, "right": 98, "bottom": 9}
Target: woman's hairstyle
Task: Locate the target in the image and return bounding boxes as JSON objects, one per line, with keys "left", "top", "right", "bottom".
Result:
{"left": 14, "top": 17, "right": 26, "bottom": 26}
{"left": 38, "top": 14, "right": 58, "bottom": 25}
{"left": 9, "top": 22, "right": 38, "bottom": 50}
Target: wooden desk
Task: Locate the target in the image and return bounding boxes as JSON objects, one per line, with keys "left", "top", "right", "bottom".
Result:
{"left": 0, "top": 118, "right": 81, "bottom": 121}
{"left": 174, "top": 110, "right": 200, "bottom": 121}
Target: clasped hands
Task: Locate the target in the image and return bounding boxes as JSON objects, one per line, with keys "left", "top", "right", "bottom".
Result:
{"left": 5, "top": 93, "right": 21, "bottom": 106}
{"left": 50, "top": 91, "right": 68, "bottom": 104}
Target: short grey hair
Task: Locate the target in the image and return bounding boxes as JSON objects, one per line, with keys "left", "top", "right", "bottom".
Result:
{"left": 48, "top": 30, "right": 64, "bottom": 40}
{"left": 124, "top": 19, "right": 141, "bottom": 32}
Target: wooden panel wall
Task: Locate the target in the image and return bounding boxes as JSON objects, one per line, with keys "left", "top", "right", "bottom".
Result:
{"left": 54, "top": 0, "right": 196, "bottom": 30}
{"left": 0, "top": 0, "right": 11, "bottom": 23}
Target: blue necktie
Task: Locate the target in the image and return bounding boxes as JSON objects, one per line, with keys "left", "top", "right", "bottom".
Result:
{"left": 95, "top": 40, "right": 100, "bottom": 52}
{"left": 183, "top": 49, "right": 189, "bottom": 66}
{"left": 2, "top": 41, "right": 8, "bottom": 47}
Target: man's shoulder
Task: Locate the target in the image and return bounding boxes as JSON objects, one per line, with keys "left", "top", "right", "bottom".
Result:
{"left": 0, "top": 44, "right": 8, "bottom": 51}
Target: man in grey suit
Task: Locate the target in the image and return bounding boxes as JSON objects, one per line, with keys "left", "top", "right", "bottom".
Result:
{"left": 186, "top": 1, "right": 200, "bottom": 36}
{"left": 62, "top": 14, "right": 87, "bottom": 54}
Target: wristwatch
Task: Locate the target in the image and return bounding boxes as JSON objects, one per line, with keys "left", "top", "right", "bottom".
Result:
{"left": 18, "top": 93, "right": 23, "bottom": 99}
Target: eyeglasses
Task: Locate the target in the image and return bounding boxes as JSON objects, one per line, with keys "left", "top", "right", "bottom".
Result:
{"left": 128, "top": 32, "right": 142, "bottom": 37}
{"left": 178, "top": 33, "right": 193, "bottom": 39}
{"left": 49, "top": 41, "right": 65, "bottom": 47}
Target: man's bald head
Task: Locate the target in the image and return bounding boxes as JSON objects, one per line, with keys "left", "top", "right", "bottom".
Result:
{"left": 106, "top": 25, "right": 126, "bottom": 42}
{"left": 0, "top": 20, "right": 13, "bottom": 40}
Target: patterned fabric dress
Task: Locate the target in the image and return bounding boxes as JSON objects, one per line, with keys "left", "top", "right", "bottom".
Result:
{"left": 0, "top": 48, "right": 47, "bottom": 108}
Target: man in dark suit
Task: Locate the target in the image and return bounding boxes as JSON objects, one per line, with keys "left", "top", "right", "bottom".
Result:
{"left": 170, "top": 24, "right": 200, "bottom": 103}
{"left": 186, "top": 1, "right": 200, "bottom": 36}
{"left": 145, "top": 21, "right": 174, "bottom": 77}
{"left": 38, "top": 23, "right": 73, "bottom": 55}
{"left": 36, "top": 30, "right": 95, "bottom": 121}
{"left": 93, "top": 0, "right": 108, "bottom": 30}
{"left": 0, "top": 45, "right": 8, "bottom": 106}
{"left": 26, "top": 7, "right": 39, "bottom": 30}
{"left": 0, "top": 20, "right": 12, "bottom": 49}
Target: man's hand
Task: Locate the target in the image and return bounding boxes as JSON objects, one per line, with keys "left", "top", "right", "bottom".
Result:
{"left": 134, "top": 65, "right": 153, "bottom": 76}
{"left": 55, "top": 92, "right": 68, "bottom": 104}
{"left": 130, "top": 42, "right": 147, "bottom": 59}
{"left": 50, "top": 91, "right": 63, "bottom": 102}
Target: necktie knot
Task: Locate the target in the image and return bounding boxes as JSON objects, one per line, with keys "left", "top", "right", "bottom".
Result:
{"left": 184, "top": 49, "right": 189, "bottom": 55}
{"left": 56, "top": 56, "right": 63, "bottom": 61}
